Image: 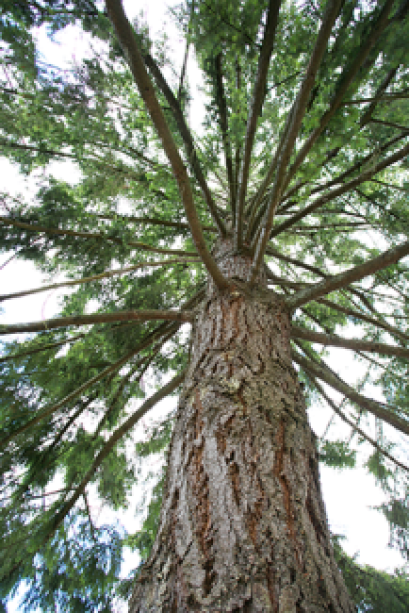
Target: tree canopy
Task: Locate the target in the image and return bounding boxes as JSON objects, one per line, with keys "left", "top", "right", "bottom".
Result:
{"left": 0, "top": 0, "right": 408, "bottom": 610}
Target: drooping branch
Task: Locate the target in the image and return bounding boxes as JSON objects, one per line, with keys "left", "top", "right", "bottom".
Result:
{"left": 291, "top": 325, "right": 409, "bottom": 359}
{"left": 40, "top": 370, "right": 186, "bottom": 545}
{"left": 292, "top": 350, "right": 409, "bottom": 436}
{"left": 105, "top": 0, "right": 228, "bottom": 290}
{"left": 0, "top": 347, "right": 139, "bottom": 449}
{"left": 0, "top": 215, "right": 197, "bottom": 257}
{"left": 214, "top": 52, "right": 236, "bottom": 214}
{"left": 286, "top": 241, "right": 409, "bottom": 310}
{"left": 0, "top": 258, "right": 200, "bottom": 302}
{"left": 142, "top": 52, "right": 226, "bottom": 234}
{"left": 0, "top": 316, "right": 186, "bottom": 448}
{"left": 249, "top": 0, "right": 343, "bottom": 281}
{"left": 270, "top": 141, "right": 409, "bottom": 238}
{"left": 309, "top": 376, "right": 409, "bottom": 472}
{"left": 0, "top": 309, "right": 194, "bottom": 336}
{"left": 234, "top": 0, "right": 282, "bottom": 248}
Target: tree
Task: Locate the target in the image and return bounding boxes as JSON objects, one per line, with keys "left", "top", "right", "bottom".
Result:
{"left": 0, "top": 0, "right": 408, "bottom": 610}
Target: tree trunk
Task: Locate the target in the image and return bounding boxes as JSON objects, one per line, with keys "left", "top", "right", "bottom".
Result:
{"left": 130, "top": 239, "right": 353, "bottom": 612}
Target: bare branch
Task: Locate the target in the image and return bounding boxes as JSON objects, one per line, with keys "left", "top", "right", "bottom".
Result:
{"left": 291, "top": 325, "right": 409, "bottom": 359}
{"left": 234, "top": 0, "right": 282, "bottom": 248}
{"left": 0, "top": 309, "right": 194, "bottom": 336}
{"left": 287, "top": 241, "right": 409, "bottom": 310}
{"left": 293, "top": 350, "right": 409, "bottom": 436}
{"left": 0, "top": 258, "right": 199, "bottom": 302}
{"left": 0, "top": 215, "right": 197, "bottom": 257}
{"left": 105, "top": 0, "right": 228, "bottom": 289}
{"left": 249, "top": 0, "right": 343, "bottom": 281}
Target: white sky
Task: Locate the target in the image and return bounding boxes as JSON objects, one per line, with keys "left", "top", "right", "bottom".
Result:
{"left": 1, "top": 1, "right": 406, "bottom": 610}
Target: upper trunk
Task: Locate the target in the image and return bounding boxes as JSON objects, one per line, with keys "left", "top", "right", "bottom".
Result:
{"left": 130, "top": 239, "right": 353, "bottom": 612}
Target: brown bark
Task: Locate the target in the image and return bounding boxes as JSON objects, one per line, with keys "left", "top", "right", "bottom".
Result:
{"left": 130, "top": 240, "right": 353, "bottom": 612}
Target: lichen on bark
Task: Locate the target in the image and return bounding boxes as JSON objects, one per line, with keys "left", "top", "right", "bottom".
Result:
{"left": 130, "top": 240, "right": 353, "bottom": 612}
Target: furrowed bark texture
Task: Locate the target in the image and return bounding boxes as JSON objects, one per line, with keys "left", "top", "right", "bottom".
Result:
{"left": 130, "top": 240, "right": 353, "bottom": 612}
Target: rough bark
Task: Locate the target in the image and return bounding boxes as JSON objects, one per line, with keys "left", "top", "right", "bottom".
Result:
{"left": 130, "top": 240, "right": 353, "bottom": 612}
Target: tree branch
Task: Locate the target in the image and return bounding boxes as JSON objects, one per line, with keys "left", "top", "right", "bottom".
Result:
{"left": 42, "top": 370, "right": 186, "bottom": 544}
{"left": 291, "top": 325, "right": 409, "bottom": 359}
{"left": 214, "top": 52, "right": 235, "bottom": 214}
{"left": 0, "top": 334, "right": 84, "bottom": 364}
{"left": 0, "top": 309, "right": 194, "bottom": 336}
{"left": 316, "top": 297, "right": 409, "bottom": 343}
{"left": 0, "top": 316, "right": 187, "bottom": 448}
{"left": 142, "top": 51, "right": 226, "bottom": 234}
{"left": 286, "top": 241, "right": 409, "bottom": 310}
{"left": 282, "top": 0, "right": 396, "bottom": 190}
{"left": 105, "top": 0, "right": 228, "bottom": 290}
{"left": 0, "top": 215, "right": 197, "bottom": 257}
{"left": 234, "top": 0, "right": 282, "bottom": 249}
{"left": 270, "top": 141, "right": 409, "bottom": 238}
{"left": 293, "top": 350, "right": 409, "bottom": 436}
{"left": 309, "top": 376, "right": 409, "bottom": 472}
{"left": 249, "top": 0, "right": 343, "bottom": 281}
{"left": 0, "top": 258, "right": 199, "bottom": 302}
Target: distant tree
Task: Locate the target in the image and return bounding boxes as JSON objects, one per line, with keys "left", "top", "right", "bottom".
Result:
{"left": 0, "top": 0, "right": 408, "bottom": 611}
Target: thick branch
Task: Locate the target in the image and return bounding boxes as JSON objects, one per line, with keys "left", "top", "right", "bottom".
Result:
{"left": 293, "top": 350, "right": 409, "bottom": 436}
{"left": 287, "top": 241, "right": 409, "bottom": 310}
{"left": 0, "top": 215, "right": 196, "bottom": 257}
{"left": 249, "top": 0, "right": 343, "bottom": 281}
{"left": 291, "top": 325, "right": 409, "bottom": 358}
{"left": 234, "top": 0, "right": 281, "bottom": 248}
{"left": 0, "top": 258, "right": 199, "bottom": 302}
{"left": 105, "top": 0, "right": 228, "bottom": 289}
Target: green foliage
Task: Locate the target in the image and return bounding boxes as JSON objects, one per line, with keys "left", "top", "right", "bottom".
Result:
{"left": 333, "top": 536, "right": 409, "bottom": 612}
{"left": 0, "top": 0, "right": 408, "bottom": 609}
{"left": 319, "top": 440, "right": 357, "bottom": 469}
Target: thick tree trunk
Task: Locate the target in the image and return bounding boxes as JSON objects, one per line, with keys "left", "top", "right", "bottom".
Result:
{"left": 130, "top": 240, "right": 353, "bottom": 612}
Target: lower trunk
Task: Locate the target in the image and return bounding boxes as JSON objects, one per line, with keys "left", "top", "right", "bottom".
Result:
{"left": 130, "top": 242, "right": 353, "bottom": 612}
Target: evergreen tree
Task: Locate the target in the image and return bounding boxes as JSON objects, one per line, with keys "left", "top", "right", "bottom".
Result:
{"left": 0, "top": 0, "right": 408, "bottom": 610}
